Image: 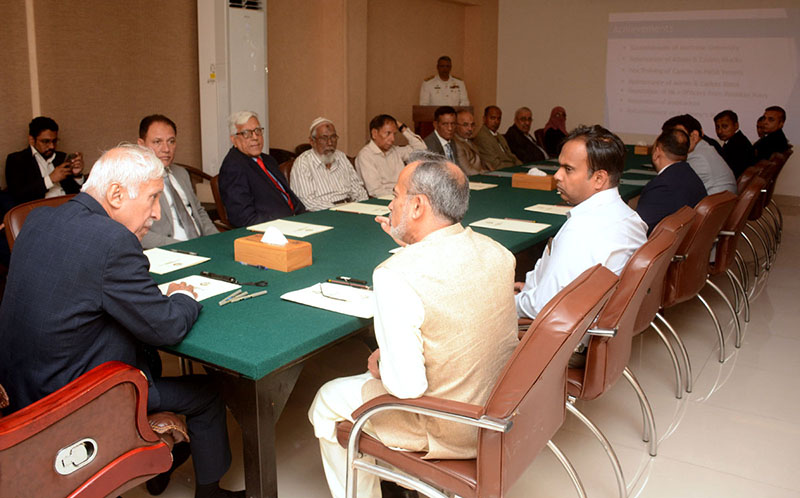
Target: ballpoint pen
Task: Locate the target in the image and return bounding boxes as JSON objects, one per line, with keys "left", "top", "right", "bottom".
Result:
{"left": 169, "top": 249, "right": 198, "bottom": 256}
{"left": 219, "top": 289, "right": 245, "bottom": 306}
{"left": 228, "top": 290, "right": 268, "bottom": 303}
{"left": 326, "top": 279, "right": 371, "bottom": 290}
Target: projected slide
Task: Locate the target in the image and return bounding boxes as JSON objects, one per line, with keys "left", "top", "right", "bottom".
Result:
{"left": 605, "top": 9, "right": 799, "bottom": 137}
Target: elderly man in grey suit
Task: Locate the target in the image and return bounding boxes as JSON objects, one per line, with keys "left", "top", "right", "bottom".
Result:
{"left": 137, "top": 114, "right": 218, "bottom": 249}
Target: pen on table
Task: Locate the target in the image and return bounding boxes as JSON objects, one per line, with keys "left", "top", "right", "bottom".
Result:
{"left": 337, "top": 276, "right": 368, "bottom": 285}
{"left": 218, "top": 289, "right": 245, "bottom": 306}
{"left": 170, "top": 249, "right": 198, "bottom": 256}
{"left": 504, "top": 218, "right": 537, "bottom": 223}
{"left": 229, "top": 290, "right": 268, "bottom": 303}
{"left": 327, "top": 279, "right": 371, "bottom": 290}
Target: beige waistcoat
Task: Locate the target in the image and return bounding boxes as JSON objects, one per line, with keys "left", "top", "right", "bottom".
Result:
{"left": 362, "top": 223, "right": 519, "bottom": 459}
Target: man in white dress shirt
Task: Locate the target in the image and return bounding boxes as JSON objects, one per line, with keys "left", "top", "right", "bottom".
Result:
{"left": 137, "top": 114, "right": 218, "bottom": 249}
{"left": 662, "top": 114, "right": 737, "bottom": 195}
{"left": 515, "top": 125, "right": 647, "bottom": 322}
{"left": 419, "top": 55, "right": 470, "bottom": 106}
{"left": 355, "top": 114, "right": 426, "bottom": 197}
{"left": 291, "top": 117, "right": 368, "bottom": 211}
{"left": 309, "top": 150, "right": 518, "bottom": 498}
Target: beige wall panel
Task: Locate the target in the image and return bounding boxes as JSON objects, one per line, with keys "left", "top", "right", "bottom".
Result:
{"left": 1, "top": 0, "right": 34, "bottom": 187}
{"left": 33, "top": 0, "right": 201, "bottom": 171}
{"left": 498, "top": 0, "right": 798, "bottom": 196}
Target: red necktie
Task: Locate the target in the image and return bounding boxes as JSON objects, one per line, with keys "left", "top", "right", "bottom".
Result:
{"left": 256, "top": 157, "right": 294, "bottom": 210}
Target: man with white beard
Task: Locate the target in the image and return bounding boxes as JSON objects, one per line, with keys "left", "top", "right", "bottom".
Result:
{"left": 291, "top": 117, "right": 368, "bottom": 211}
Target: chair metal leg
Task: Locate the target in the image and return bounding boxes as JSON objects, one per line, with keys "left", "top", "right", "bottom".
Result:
{"left": 622, "top": 367, "right": 658, "bottom": 457}
{"left": 650, "top": 321, "right": 682, "bottom": 399}
{"left": 696, "top": 293, "right": 726, "bottom": 363}
{"left": 547, "top": 440, "right": 588, "bottom": 498}
{"left": 350, "top": 459, "right": 448, "bottom": 498}
{"left": 725, "top": 265, "right": 741, "bottom": 314}
{"left": 755, "top": 218, "right": 776, "bottom": 264}
{"left": 656, "top": 312, "right": 692, "bottom": 393}
{"left": 769, "top": 199, "right": 784, "bottom": 235}
{"left": 734, "top": 250, "right": 749, "bottom": 297}
{"left": 728, "top": 269, "right": 750, "bottom": 323}
{"left": 747, "top": 222, "right": 771, "bottom": 272}
{"left": 706, "top": 279, "right": 741, "bottom": 348}
{"left": 566, "top": 402, "right": 627, "bottom": 498}
{"left": 740, "top": 230, "right": 759, "bottom": 279}
{"left": 765, "top": 205, "right": 782, "bottom": 245}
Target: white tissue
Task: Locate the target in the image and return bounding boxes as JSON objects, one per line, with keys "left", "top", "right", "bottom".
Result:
{"left": 261, "top": 226, "right": 288, "bottom": 246}
{"left": 636, "top": 141, "right": 648, "bottom": 146}
{"left": 527, "top": 167, "right": 547, "bottom": 177}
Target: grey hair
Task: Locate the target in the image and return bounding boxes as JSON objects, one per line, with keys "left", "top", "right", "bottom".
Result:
{"left": 228, "top": 111, "right": 259, "bottom": 135}
{"left": 82, "top": 143, "right": 164, "bottom": 199}
{"left": 406, "top": 150, "right": 469, "bottom": 223}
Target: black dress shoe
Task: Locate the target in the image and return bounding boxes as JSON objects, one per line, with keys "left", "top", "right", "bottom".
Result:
{"left": 381, "top": 480, "right": 420, "bottom": 498}
{"left": 146, "top": 442, "right": 192, "bottom": 495}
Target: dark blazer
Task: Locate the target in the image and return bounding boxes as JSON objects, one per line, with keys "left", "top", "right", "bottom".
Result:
{"left": 504, "top": 124, "right": 546, "bottom": 163}
{"left": 721, "top": 130, "right": 756, "bottom": 178}
{"left": 0, "top": 193, "right": 202, "bottom": 412}
{"left": 424, "top": 131, "right": 460, "bottom": 165}
{"left": 636, "top": 161, "right": 707, "bottom": 234}
{"left": 5, "top": 148, "right": 82, "bottom": 205}
{"left": 544, "top": 128, "right": 566, "bottom": 157}
{"left": 218, "top": 146, "right": 305, "bottom": 227}
{"left": 754, "top": 128, "right": 790, "bottom": 161}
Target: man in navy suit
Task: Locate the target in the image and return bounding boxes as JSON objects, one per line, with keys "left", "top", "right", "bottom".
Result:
{"left": 0, "top": 144, "right": 243, "bottom": 498}
{"left": 637, "top": 128, "right": 707, "bottom": 234}
{"left": 714, "top": 110, "right": 755, "bottom": 178}
{"left": 218, "top": 111, "right": 305, "bottom": 227}
{"left": 5, "top": 116, "right": 85, "bottom": 205}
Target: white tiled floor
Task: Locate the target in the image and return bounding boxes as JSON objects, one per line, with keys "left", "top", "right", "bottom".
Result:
{"left": 125, "top": 202, "right": 800, "bottom": 498}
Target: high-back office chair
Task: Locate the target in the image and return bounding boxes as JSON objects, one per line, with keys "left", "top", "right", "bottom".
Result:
{"left": 337, "top": 265, "right": 618, "bottom": 498}
{"left": 661, "top": 191, "right": 737, "bottom": 363}
{"left": 278, "top": 158, "right": 295, "bottom": 186}
{"left": 0, "top": 362, "right": 180, "bottom": 497}
{"left": 210, "top": 175, "right": 233, "bottom": 231}
{"left": 4, "top": 194, "right": 76, "bottom": 251}
{"left": 736, "top": 163, "right": 772, "bottom": 285}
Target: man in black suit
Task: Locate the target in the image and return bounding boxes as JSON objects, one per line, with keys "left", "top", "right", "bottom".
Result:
{"left": 714, "top": 110, "right": 756, "bottom": 178}
{"left": 637, "top": 128, "right": 707, "bottom": 234}
{"left": 5, "top": 116, "right": 84, "bottom": 205}
{"left": 504, "top": 107, "right": 547, "bottom": 163}
{"left": 0, "top": 144, "right": 243, "bottom": 498}
{"left": 218, "top": 111, "right": 305, "bottom": 227}
{"left": 423, "top": 106, "right": 459, "bottom": 166}
{"left": 754, "top": 106, "right": 791, "bottom": 161}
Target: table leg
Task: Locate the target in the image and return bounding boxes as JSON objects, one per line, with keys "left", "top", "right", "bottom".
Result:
{"left": 213, "top": 364, "right": 304, "bottom": 498}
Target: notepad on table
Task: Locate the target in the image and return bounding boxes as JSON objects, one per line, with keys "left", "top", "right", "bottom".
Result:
{"left": 470, "top": 217, "right": 550, "bottom": 234}
{"left": 145, "top": 248, "right": 210, "bottom": 275}
{"left": 157, "top": 275, "right": 240, "bottom": 302}
{"left": 247, "top": 219, "right": 333, "bottom": 237}
{"left": 469, "top": 182, "right": 498, "bottom": 191}
{"left": 524, "top": 204, "right": 572, "bottom": 216}
{"left": 329, "top": 202, "right": 390, "bottom": 216}
{"left": 281, "top": 282, "right": 374, "bottom": 319}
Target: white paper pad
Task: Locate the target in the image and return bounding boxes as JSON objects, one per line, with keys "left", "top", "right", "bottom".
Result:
{"left": 469, "top": 217, "right": 550, "bottom": 234}
{"left": 247, "top": 219, "right": 333, "bottom": 237}
{"left": 281, "top": 282, "right": 374, "bottom": 319}
{"left": 329, "top": 202, "right": 390, "bottom": 216}
{"left": 524, "top": 204, "right": 573, "bottom": 216}
{"left": 145, "top": 248, "right": 210, "bottom": 275}
{"left": 525, "top": 164, "right": 559, "bottom": 172}
{"left": 620, "top": 178, "right": 650, "bottom": 186}
{"left": 158, "top": 275, "right": 240, "bottom": 301}
{"left": 469, "top": 182, "right": 498, "bottom": 191}
{"left": 627, "top": 168, "right": 657, "bottom": 176}
{"left": 482, "top": 171, "right": 515, "bottom": 178}
{"left": 376, "top": 195, "right": 394, "bottom": 201}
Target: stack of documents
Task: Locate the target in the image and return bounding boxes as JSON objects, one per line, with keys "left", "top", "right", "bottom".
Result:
{"left": 282, "top": 282, "right": 374, "bottom": 319}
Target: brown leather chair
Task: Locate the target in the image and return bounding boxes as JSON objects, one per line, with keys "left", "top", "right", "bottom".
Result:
{"left": 764, "top": 148, "right": 791, "bottom": 238}
{"left": 661, "top": 191, "right": 737, "bottom": 363}
{"left": 336, "top": 265, "right": 619, "bottom": 498}
{"left": 736, "top": 162, "right": 773, "bottom": 284}
{"left": 278, "top": 158, "right": 295, "bottom": 186}
{"left": 0, "top": 362, "right": 182, "bottom": 497}
{"left": 209, "top": 175, "right": 233, "bottom": 231}
{"left": 632, "top": 206, "right": 695, "bottom": 396}
{"left": 4, "top": 194, "right": 76, "bottom": 251}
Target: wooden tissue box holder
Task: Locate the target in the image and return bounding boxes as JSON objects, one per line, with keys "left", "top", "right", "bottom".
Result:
{"left": 511, "top": 173, "right": 556, "bottom": 191}
{"left": 234, "top": 234, "right": 312, "bottom": 272}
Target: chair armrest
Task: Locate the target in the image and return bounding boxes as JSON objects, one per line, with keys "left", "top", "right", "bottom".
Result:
{"left": 213, "top": 220, "right": 234, "bottom": 232}
{"left": 719, "top": 230, "right": 736, "bottom": 237}
{"left": 586, "top": 327, "right": 617, "bottom": 337}
{"left": 174, "top": 163, "right": 212, "bottom": 182}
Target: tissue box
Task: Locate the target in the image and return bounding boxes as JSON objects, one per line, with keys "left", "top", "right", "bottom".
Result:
{"left": 511, "top": 173, "right": 556, "bottom": 191}
{"left": 234, "top": 234, "right": 312, "bottom": 272}
{"left": 633, "top": 145, "right": 651, "bottom": 155}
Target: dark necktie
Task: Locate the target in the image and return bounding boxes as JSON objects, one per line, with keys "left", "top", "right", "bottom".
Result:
{"left": 164, "top": 171, "right": 199, "bottom": 238}
{"left": 256, "top": 156, "right": 294, "bottom": 211}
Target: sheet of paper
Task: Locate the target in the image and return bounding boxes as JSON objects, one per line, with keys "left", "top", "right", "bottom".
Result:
{"left": 157, "top": 275, "right": 240, "bottom": 302}
{"left": 145, "top": 248, "right": 210, "bottom": 275}
{"left": 619, "top": 178, "right": 650, "bottom": 187}
{"left": 524, "top": 204, "right": 573, "bottom": 216}
{"left": 247, "top": 219, "right": 333, "bottom": 237}
{"left": 469, "top": 182, "right": 498, "bottom": 191}
{"left": 376, "top": 194, "right": 394, "bottom": 201}
{"left": 469, "top": 217, "right": 550, "bottom": 234}
{"left": 525, "top": 164, "right": 559, "bottom": 172}
{"left": 627, "top": 168, "right": 658, "bottom": 176}
{"left": 329, "top": 202, "right": 390, "bottom": 216}
{"left": 482, "top": 171, "right": 515, "bottom": 178}
{"left": 281, "top": 282, "right": 374, "bottom": 319}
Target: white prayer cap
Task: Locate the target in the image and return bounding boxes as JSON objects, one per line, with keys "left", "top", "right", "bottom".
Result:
{"left": 309, "top": 117, "right": 334, "bottom": 135}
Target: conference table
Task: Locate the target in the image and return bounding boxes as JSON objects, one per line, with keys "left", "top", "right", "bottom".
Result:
{"left": 152, "top": 148, "right": 652, "bottom": 497}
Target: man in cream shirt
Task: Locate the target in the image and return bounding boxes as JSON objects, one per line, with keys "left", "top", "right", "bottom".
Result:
{"left": 355, "top": 114, "right": 426, "bottom": 197}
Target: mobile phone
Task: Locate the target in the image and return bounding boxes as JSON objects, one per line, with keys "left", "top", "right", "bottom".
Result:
{"left": 65, "top": 153, "right": 77, "bottom": 165}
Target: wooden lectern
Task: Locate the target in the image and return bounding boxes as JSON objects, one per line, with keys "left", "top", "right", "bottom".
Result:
{"left": 412, "top": 105, "right": 473, "bottom": 138}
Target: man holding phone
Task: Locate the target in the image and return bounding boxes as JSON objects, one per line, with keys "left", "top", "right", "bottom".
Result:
{"left": 5, "top": 116, "right": 84, "bottom": 205}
